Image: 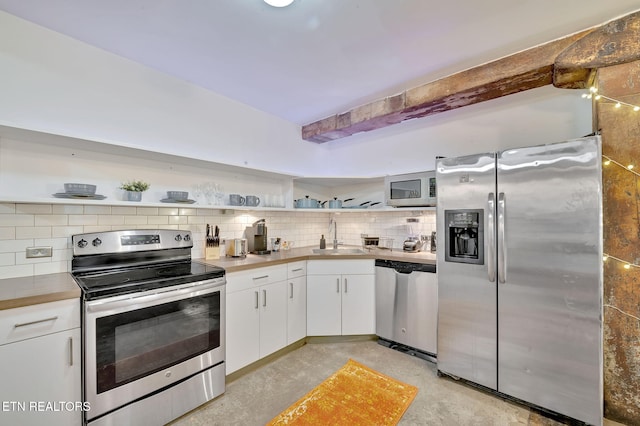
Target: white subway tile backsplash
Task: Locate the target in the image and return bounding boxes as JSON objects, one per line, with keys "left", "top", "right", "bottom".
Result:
{"left": 34, "top": 261, "right": 68, "bottom": 275}
{"left": 34, "top": 238, "right": 70, "bottom": 250}
{"left": 17, "top": 204, "right": 52, "bottom": 214}
{"left": 112, "top": 206, "right": 137, "bottom": 215}
{"left": 0, "top": 203, "right": 16, "bottom": 214}
{"left": 35, "top": 214, "right": 68, "bottom": 226}
{"left": 69, "top": 215, "right": 98, "bottom": 226}
{"left": 84, "top": 205, "right": 112, "bottom": 214}
{"left": 0, "top": 214, "right": 34, "bottom": 227}
{"left": 0, "top": 239, "right": 33, "bottom": 253}
{"left": 0, "top": 253, "right": 15, "bottom": 266}
{"left": 99, "top": 215, "right": 125, "bottom": 226}
{"left": 0, "top": 202, "right": 436, "bottom": 278}
{"left": 52, "top": 204, "right": 84, "bottom": 214}
{"left": 15, "top": 227, "right": 51, "bottom": 239}
{"left": 148, "top": 216, "right": 169, "bottom": 225}
{"left": 0, "top": 264, "right": 34, "bottom": 279}
{"left": 159, "top": 207, "right": 180, "bottom": 216}
{"left": 168, "top": 216, "right": 188, "bottom": 225}
{"left": 52, "top": 226, "right": 85, "bottom": 238}
{"left": 0, "top": 227, "right": 16, "bottom": 240}
{"left": 124, "top": 215, "right": 148, "bottom": 225}
{"left": 137, "top": 207, "right": 159, "bottom": 215}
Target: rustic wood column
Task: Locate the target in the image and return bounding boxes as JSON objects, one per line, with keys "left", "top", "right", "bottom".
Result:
{"left": 597, "top": 61, "right": 640, "bottom": 424}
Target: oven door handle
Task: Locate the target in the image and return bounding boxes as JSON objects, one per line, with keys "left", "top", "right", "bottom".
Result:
{"left": 85, "top": 279, "right": 225, "bottom": 315}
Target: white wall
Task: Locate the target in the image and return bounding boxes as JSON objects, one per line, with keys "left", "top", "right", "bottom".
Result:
{"left": 320, "top": 85, "right": 593, "bottom": 176}
{"left": 0, "top": 11, "right": 592, "bottom": 179}
{"left": 0, "top": 11, "right": 322, "bottom": 176}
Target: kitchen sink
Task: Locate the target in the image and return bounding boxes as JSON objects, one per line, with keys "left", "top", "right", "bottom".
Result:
{"left": 311, "top": 248, "right": 366, "bottom": 255}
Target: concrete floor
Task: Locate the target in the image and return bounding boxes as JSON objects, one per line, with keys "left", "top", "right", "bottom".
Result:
{"left": 171, "top": 340, "right": 619, "bottom": 426}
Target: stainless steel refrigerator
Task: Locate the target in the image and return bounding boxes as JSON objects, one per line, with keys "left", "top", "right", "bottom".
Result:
{"left": 436, "top": 136, "right": 603, "bottom": 425}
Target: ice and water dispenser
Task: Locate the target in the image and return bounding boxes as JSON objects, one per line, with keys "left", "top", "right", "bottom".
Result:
{"left": 444, "top": 209, "right": 484, "bottom": 265}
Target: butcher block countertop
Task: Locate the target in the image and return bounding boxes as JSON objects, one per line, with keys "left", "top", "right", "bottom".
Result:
{"left": 0, "top": 273, "right": 81, "bottom": 311}
{"left": 0, "top": 247, "right": 435, "bottom": 309}
{"left": 198, "top": 246, "right": 436, "bottom": 273}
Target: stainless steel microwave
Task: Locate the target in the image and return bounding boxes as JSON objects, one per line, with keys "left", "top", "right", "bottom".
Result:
{"left": 385, "top": 171, "right": 436, "bottom": 207}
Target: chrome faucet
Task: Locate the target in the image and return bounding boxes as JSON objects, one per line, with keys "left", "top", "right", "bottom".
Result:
{"left": 330, "top": 218, "right": 338, "bottom": 249}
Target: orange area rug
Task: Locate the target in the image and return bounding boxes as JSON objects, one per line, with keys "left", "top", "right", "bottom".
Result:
{"left": 266, "top": 359, "right": 418, "bottom": 425}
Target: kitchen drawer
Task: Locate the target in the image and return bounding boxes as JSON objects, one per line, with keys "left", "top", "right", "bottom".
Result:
{"left": 226, "top": 265, "right": 288, "bottom": 293}
{"left": 287, "top": 261, "right": 306, "bottom": 278}
{"left": 0, "top": 298, "right": 80, "bottom": 346}
{"left": 307, "top": 259, "right": 374, "bottom": 275}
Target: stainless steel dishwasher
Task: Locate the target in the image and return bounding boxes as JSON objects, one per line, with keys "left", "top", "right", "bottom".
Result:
{"left": 375, "top": 259, "right": 437, "bottom": 361}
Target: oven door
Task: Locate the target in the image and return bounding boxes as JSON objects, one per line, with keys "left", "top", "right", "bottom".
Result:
{"left": 83, "top": 279, "right": 225, "bottom": 421}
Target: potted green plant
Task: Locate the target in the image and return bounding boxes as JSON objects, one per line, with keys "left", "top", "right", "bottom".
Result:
{"left": 120, "top": 180, "right": 150, "bottom": 202}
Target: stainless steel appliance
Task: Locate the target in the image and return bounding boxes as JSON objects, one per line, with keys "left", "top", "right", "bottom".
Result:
{"left": 385, "top": 171, "right": 436, "bottom": 207}
{"left": 71, "top": 229, "right": 226, "bottom": 426}
{"left": 226, "top": 237, "right": 247, "bottom": 258}
{"left": 246, "top": 219, "right": 270, "bottom": 255}
{"left": 436, "top": 136, "right": 603, "bottom": 425}
{"left": 375, "top": 259, "right": 437, "bottom": 361}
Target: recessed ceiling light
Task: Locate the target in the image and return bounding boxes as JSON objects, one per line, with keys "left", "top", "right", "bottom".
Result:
{"left": 264, "top": 0, "right": 294, "bottom": 7}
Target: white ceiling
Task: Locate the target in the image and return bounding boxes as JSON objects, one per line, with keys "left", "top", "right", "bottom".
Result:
{"left": 0, "top": 0, "right": 638, "bottom": 126}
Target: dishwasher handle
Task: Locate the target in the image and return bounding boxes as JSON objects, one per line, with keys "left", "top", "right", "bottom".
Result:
{"left": 374, "top": 259, "right": 436, "bottom": 274}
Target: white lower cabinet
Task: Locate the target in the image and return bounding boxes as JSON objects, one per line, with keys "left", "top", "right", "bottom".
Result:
{"left": 0, "top": 298, "right": 82, "bottom": 426}
{"left": 286, "top": 261, "right": 307, "bottom": 344}
{"left": 226, "top": 265, "right": 288, "bottom": 374}
{"left": 306, "top": 260, "right": 375, "bottom": 336}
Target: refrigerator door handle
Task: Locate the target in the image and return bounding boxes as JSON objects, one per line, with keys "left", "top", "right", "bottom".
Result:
{"left": 487, "top": 193, "right": 496, "bottom": 282}
{"left": 498, "top": 192, "right": 507, "bottom": 283}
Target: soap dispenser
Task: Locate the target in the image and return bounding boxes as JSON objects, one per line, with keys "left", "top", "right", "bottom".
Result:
{"left": 320, "top": 234, "right": 326, "bottom": 249}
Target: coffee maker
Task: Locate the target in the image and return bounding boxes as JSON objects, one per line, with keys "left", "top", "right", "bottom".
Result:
{"left": 246, "top": 219, "right": 270, "bottom": 255}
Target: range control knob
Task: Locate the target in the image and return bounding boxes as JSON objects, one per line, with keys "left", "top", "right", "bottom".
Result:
{"left": 92, "top": 238, "right": 102, "bottom": 247}
{"left": 184, "top": 234, "right": 191, "bottom": 242}
{"left": 175, "top": 234, "right": 182, "bottom": 242}
{"left": 77, "top": 239, "right": 88, "bottom": 248}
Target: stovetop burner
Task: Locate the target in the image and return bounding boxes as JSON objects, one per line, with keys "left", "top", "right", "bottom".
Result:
{"left": 73, "top": 260, "right": 225, "bottom": 300}
{"left": 70, "top": 229, "right": 225, "bottom": 300}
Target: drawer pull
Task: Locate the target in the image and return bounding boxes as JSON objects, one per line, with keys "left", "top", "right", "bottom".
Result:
{"left": 252, "top": 275, "right": 269, "bottom": 280}
{"left": 69, "top": 337, "right": 73, "bottom": 366}
{"left": 14, "top": 316, "right": 58, "bottom": 328}
{"left": 291, "top": 268, "right": 303, "bottom": 272}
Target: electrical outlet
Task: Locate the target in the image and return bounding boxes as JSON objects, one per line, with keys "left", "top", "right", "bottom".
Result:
{"left": 26, "top": 247, "right": 52, "bottom": 258}
{"left": 406, "top": 218, "right": 420, "bottom": 223}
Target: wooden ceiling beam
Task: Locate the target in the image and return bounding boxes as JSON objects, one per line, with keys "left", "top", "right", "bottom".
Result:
{"left": 553, "top": 10, "right": 640, "bottom": 89}
{"left": 302, "top": 31, "right": 590, "bottom": 143}
{"left": 302, "top": 11, "right": 640, "bottom": 143}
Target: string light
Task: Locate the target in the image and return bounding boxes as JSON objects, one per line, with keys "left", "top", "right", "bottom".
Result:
{"left": 603, "top": 253, "right": 640, "bottom": 270}
{"left": 594, "top": 90, "right": 640, "bottom": 323}
{"left": 582, "top": 86, "right": 640, "bottom": 111}
{"left": 602, "top": 154, "right": 639, "bottom": 178}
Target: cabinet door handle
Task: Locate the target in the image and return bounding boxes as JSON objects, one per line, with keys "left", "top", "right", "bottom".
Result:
{"left": 344, "top": 278, "right": 348, "bottom": 293}
{"left": 252, "top": 275, "right": 269, "bottom": 280}
{"left": 69, "top": 337, "right": 74, "bottom": 366}
{"left": 336, "top": 278, "right": 340, "bottom": 293}
{"left": 255, "top": 291, "right": 259, "bottom": 309}
{"left": 263, "top": 289, "right": 267, "bottom": 307}
{"left": 291, "top": 268, "right": 303, "bottom": 272}
{"left": 14, "top": 316, "right": 58, "bottom": 328}
{"left": 290, "top": 282, "right": 294, "bottom": 299}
